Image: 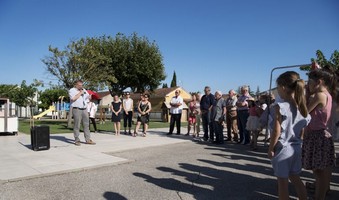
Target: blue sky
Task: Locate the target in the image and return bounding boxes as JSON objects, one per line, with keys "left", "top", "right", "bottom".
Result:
{"left": 0, "top": 0, "right": 338, "bottom": 94}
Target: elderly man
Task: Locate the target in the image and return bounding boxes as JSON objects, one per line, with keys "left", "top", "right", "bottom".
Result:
{"left": 200, "top": 86, "right": 215, "bottom": 141}
{"left": 236, "top": 85, "right": 252, "bottom": 145}
{"left": 69, "top": 80, "right": 96, "bottom": 146}
{"left": 212, "top": 91, "right": 226, "bottom": 144}
{"left": 225, "top": 89, "right": 238, "bottom": 141}
{"left": 167, "top": 89, "right": 183, "bottom": 135}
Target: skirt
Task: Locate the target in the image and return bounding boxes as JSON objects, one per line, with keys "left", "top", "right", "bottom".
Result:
{"left": 246, "top": 116, "right": 260, "bottom": 131}
{"left": 112, "top": 113, "right": 122, "bottom": 122}
{"left": 302, "top": 129, "right": 335, "bottom": 170}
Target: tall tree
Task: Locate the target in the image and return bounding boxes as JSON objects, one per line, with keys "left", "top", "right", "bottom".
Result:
{"left": 42, "top": 33, "right": 166, "bottom": 126}
{"left": 170, "top": 71, "right": 177, "bottom": 87}
{"left": 43, "top": 33, "right": 166, "bottom": 95}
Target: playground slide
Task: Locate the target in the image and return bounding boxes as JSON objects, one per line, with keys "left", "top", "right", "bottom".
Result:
{"left": 33, "top": 106, "right": 55, "bottom": 119}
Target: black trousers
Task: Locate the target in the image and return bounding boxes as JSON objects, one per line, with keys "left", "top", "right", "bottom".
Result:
{"left": 214, "top": 121, "right": 224, "bottom": 143}
{"left": 169, "top": 113, "right": 182, "bottom": 134}
{"left": 202, "top": 111, "right": 214, "bottom": 140}
{"left": 89, "top": 117, "right": 97, "bottom": 131}
{"left": 123, "top": 111, "right": 133, "bottom": 128}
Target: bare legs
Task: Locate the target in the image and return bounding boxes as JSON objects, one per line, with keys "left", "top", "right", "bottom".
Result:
{"left": 187, "top": 122, "right": 197, "bottom": 136}
{"left": 250, "top": 130, "right": 259, "bottom": 150}
{"left": 113, "top": 122, "right": 120, "bottom": 135}
{"left": 277, "top": 175, "right": 307, "bottom": 200}
{"left": 134, "top": 122, "right": 147, "bottom": 137}
{"left": 313, "top": 167, "right": 332, "bottom": 200}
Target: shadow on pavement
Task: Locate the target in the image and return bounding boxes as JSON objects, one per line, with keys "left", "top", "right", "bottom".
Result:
{"left": 133, "top": 135, "right": 339, "bottom": 200}
{"left": 103, "top": 192, "right": 127, "bottom": 200}
{"left": 50, "top": 135, "right": 75, "bottom": 144}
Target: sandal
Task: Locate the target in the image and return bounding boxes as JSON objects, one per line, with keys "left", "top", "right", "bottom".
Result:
{"left": 142, "top": 132, "right": 146, "bottom": 137}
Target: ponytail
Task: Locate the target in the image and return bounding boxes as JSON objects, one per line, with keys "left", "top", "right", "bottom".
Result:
{"left": 294, "top": 79, "right": 308, "bottom": 118}
{"left": 277, "top": 71, "right": 308, "bottom": 117}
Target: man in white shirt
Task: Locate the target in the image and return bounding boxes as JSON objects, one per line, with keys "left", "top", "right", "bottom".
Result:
{"left": 69, "top": 80, "right": 96, "bottom": 146}
{"left": 123, "top": 92, "right": 134, "bottom": 135}
{"left": 167, "top": 89, "right": 183, "bottom": 135}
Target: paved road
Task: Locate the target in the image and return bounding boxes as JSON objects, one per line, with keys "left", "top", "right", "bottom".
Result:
{"left": 0, "top": 138, "right": 338, "bottom": 200}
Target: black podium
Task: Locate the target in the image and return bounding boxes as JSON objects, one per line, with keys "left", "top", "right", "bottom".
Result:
{"left": 31, "top": 125, "right": 50, "bottom": 151}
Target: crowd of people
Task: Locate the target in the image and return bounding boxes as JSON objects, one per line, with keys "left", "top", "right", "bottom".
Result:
{"left": 69, "top": 65, "right": 338, "bottom": 200}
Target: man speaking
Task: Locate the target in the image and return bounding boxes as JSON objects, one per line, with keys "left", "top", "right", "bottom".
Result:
{"left": 69, "top": 80, "right": 96, "bottom": 146}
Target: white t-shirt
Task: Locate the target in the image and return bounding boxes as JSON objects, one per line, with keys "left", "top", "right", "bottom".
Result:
{"left": 170, "top": 96, "right": 183, "bottom": 114}
{"left": 123, "top": 98, "right": 133, "bottom": 112}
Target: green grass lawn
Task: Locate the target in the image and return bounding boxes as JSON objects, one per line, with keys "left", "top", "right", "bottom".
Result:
{"left": 19, "top": 119, "right": 187, "bottom": 134}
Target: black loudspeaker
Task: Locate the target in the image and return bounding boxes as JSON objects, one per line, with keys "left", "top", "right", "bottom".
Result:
{"left": 31, "top": 125, "right": 50, "bottom": 151}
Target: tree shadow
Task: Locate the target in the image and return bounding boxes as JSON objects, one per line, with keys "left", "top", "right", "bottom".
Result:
{"left": 103, "top": 192, "right": 127, "bottom": 200}
{"left": 134, "top": 160, "right": 279, "bottom": 200}
{"left": 133, "top": 137, "right": 339, "bottom": 200}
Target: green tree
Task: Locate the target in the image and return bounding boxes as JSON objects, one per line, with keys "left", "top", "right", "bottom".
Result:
{"left": 42, "top": 32, "right": 166, "bottom": 95}
{"left": 162, "top": 83, "right": 168, "bottom": 88}
{"left": 42, "top": 39, "right": 109, "bottom": 90}
{"left": 0, "top": 84, "right": 17, "bottom": 99}
{"left": 300, "top": 50, "right": 339, "bottom": 71}
{"left": 39, "top": 88, "right": 68, "bottom": 110}
{"left": 0, "top": 80, "right": 41, "bottom": 107}
{"left": 170, "top": 71, "right": 177, "bottom": 87}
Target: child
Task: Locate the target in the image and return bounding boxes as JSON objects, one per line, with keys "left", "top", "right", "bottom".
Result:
{"left": 246, "top": 98, "right": 261, "bottom": 150}
{"left": 302, "top": 68, "right": 336, "bottom": 200}
{"left": 268, "top": 71, "right": 310, "bottom": 200}
{"left": 87, "top": 97, "right": 98, "bottom": 133}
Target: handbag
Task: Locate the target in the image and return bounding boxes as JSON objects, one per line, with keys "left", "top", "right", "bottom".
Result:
{"left": 140, "top": 115, "right": 148, "bottom": 124}
{"left": 139, "top": 103, "right": 149, "bottom": 123}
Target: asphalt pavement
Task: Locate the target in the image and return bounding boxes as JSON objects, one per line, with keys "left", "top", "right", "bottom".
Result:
{"left": 0, "top": 128, "right": 338, "bottom": 200}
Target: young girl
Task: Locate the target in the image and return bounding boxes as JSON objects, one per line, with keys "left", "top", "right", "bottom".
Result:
{"left": 87, "top": 97, "right": 98, "bottom": 133}
{"left": 268, "top": 71, "right": 310, "bottom": 200}
{"left": 246, "top": 98, "right": 261, "bottom": 150}
{"left": 110, "top": 94, "right": 122, "bottom": 135}
{"left": 302, "top": 68, "right": 336, "bottom": 200}
{"left": 186, "top": 94, "right": 200, "bottom": 137}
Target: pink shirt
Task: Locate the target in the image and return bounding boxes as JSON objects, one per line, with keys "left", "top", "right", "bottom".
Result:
{"left": 307, "top": 92, "right": 332, "bottom": 131}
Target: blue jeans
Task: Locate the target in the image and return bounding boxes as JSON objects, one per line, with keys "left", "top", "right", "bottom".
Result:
{"left": 237, "top": 110, "right": 250, "bottom": 143}
{"left": 202, "top": 111, "right": 214, "bottom": 140}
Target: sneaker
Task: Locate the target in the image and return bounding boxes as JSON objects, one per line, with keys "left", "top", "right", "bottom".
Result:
{"left": 86, "top": 140, "right": 96, "bottom": 145}
{"left": 166, "top": 132, "right": 173, "bottom": 135}
{"left": 75, "top": 141, "right": 81, "bottom": 146}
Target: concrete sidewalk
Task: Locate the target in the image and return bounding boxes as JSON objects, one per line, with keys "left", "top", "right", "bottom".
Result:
{"left": 0, "top": 128, "right": 190, "bottom": 182}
